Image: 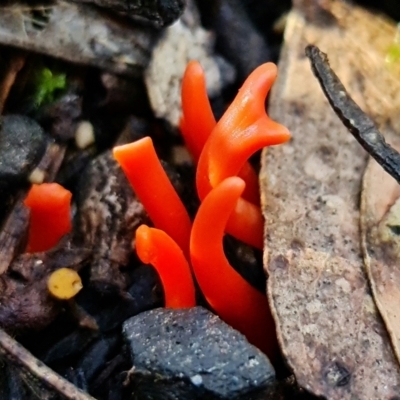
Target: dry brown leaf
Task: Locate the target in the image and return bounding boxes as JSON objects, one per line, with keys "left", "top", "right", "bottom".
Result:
{"left": 261, "top": 0, "right": 400, "bottom": 398}
{"left": 361, "top": 143, "right": 400, "bottom": 366}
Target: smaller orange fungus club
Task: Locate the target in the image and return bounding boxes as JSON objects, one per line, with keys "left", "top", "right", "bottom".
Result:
{"left": 135, "top": 225, "right": 196, "bottom": 308}
{"left": 24, "top": 183, "right": 72, "bottom": 253}
{"left": 180, "top": 60, "right": 261, "bottom": 206}
{"left": 196, "top": 62, "right": 291, "bottom": 200}
{"left": 113, "top": 137, "right": 192, "bottom": 258}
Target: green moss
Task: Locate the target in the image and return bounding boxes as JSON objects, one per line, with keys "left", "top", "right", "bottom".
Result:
{"left": 33, "top": 67, "right": 67, "bottom": 108}
{"left": 386, "top": 23, "right": 400, "bottom": 66}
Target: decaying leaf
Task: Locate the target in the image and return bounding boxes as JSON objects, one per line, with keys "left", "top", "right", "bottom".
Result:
{"left": 306, "top": 43, "right": 400, "bottom": 368}
{"left": 261, "top": 0, "right": 400, "bottom": 398}
{"left": 361, "top": 150, "right": 400, "bottom": 367}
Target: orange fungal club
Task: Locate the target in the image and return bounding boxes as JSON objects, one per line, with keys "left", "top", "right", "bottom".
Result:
{"left": 135, "top": 225, "right": 196, "bottom": 308}
{"left": 24, "top": 183, "right": 72, "bottom": 253}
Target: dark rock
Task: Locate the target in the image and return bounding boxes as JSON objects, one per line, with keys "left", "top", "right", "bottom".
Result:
{"left": 0, "top": 115, "right": 47, "bottom": 182}
{"left": 123, "top": 307, "right": 276, "bottom": 399}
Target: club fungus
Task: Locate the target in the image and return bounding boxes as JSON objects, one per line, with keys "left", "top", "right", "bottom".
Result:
{"left": 24, "top": 183, "right": 72, "bottom": 253}
{"left": 180, "top": 60, "right": 260, "bottom": 205}
{"left": 190, "top": 177, "right": 277, "bottom": 359}
{"left": 47, "top": 267, "right": 83, "bottom": 300}
{"left": 113, "top": 137, "right": 192, "bottom": 257}
{"left": 187, "top": 63, "right": 290, "bottom": 249}
{"left": 196, "top": 62, "right": 290, "bottom": 201}
{"left": 135, "top": 225, "right": 196, "bottom": 308}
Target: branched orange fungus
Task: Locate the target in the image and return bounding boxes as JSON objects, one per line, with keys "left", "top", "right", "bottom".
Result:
{"left": 48, "top": 268, "right": 83, "bottom": 300}
{"left": 136, "top": 225, "right": 196, "bottom": 308}
{"left": 181, "top": 60, "right": 261, "bottom": 205}
{"left": 24, "top": 183, "right": 72, "bottom": 253}
{"left": 196, "top": 62, "right": 291, "bottom": 199}
{"left": 190, "top": 177, "right": 277, "bottom": 359}
{"left": 193, "top": 62, "right": 290, "bottom": 248}
{"left": 113, "top": 137, "right": 192, "bottom": 257}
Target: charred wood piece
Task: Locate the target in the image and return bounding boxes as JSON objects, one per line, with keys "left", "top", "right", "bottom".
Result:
{"left": 306, "top": 44, "right": 400, "bottom": 184}
{"left": 70, "top": 0, "right": 186, "bottom": 27}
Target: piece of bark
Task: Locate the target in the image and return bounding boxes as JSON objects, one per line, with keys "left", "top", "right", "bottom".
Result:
{"left": 260, "top": 1, "right": 400, "bottom": 398}
{"left": 0, "top": 1, "right": 157, "bottom": 77}
{"left": 74, "top": 151, "right": 147, "bottom": 290}
{"left": 0, "top": 201, "right": 29, "bottom": 276}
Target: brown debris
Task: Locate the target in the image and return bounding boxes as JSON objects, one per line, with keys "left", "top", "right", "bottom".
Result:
{"left": 260, "top": 0, "right": 400, "bottom": 398}
{"left": 0, "top": 242, "right": 91, "bottom": 332}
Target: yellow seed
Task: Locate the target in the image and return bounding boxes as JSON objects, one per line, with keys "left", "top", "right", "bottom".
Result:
{"left": 47, "top": 268, "right": 83, "bottom": 300}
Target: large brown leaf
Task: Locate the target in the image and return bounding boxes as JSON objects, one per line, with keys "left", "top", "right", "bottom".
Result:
{"left": 261, "top": 0, "right": 400, "bottom": 398}
{"left": 361, "top": 147, "right": 400, "bottom": 366}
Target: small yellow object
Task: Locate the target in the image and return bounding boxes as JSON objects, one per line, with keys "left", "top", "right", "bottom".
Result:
{"left": 47, "top": 268, "right": 83, "bottom": 300}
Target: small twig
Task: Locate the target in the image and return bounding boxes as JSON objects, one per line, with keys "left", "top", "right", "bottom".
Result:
{"left": 305, "top": 44, "right": 400, "bottom": 184}
{"left": 0, "top": 328, "right": 96, "bottom": 400}
{"left": 0, "top": 52, "right": 26, "bottom": 114}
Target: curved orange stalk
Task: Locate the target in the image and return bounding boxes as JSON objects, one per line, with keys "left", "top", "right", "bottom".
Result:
{"left": 225, "top": 197, "right": 264, "bottom": 249}
{"left": 24, "top": 183, "right": 72, "bottom": 253}
{"left": 190, "top": 177, "right": 277, "bottom": 359}
{"left": 181, "top": 60, "right": 260, "bottom": 205}
{"left": 136, "top": 225, "right": 196, "bottom": 308}
{"left": 196, "top": 63, "right": 291, "bottom": 200}
{"left": 113, "top": 137, "right": 192, "bottom": 257}
{"left": 180, "top": 60, "right": 215, "bottom": 163}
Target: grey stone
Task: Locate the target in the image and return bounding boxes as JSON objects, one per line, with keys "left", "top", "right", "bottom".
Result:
{"left": 0, "top": 115, "right": 47, "bottom": 182}
{"left": 122, "top": 307, "right": 276, "bottom": 399}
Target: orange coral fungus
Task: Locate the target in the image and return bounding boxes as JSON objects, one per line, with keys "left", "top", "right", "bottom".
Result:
{"left": 136, "top": 225, "right": 196, "bottom": 308}
{"left": 192, "top": 63, "right": 290, "bottom": 248}
{"left": 190, "top": 177, "right": 277, "bottom": 358}
{"left": 113, "top": 137, "right": 192, "bottom": 257}
{"left": 196, "top": 62, "right": 291, "bottom": 200}
{"left": 180, "top": 60, "right": 215, "bottom": 163}
{"left": 181, "top": 60, "right": 260, "bottom": 205}
{"left": 24, "top": 183, "right": 72, "bottom": 253}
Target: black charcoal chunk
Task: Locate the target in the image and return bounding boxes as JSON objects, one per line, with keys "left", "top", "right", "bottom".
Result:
{"left": 123, "top": 307, "right": 276, "bottom": 399}
{"left": 0, "top": 115, "right": 47, "bottom": 182}
{"left": 71, "top": 0, "right": 186, "bottom": 27}
{"left": 75, "top": 335, "right": 120, "bottom": 383}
